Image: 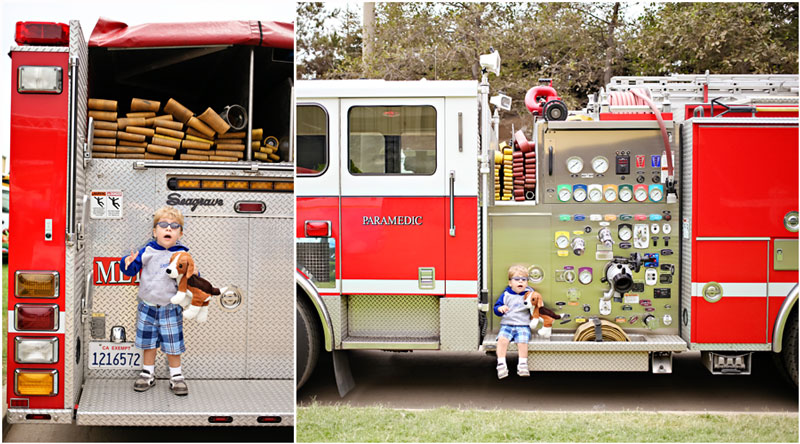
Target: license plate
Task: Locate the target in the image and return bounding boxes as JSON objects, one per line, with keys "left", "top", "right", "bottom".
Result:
{"left": 87, "top": 342, "right": 143, "bottom": 369}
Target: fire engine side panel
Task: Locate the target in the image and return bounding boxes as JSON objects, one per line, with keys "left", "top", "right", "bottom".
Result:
{"left": 768, "top": 239, "right": 797, "bottom": 343}
{"left": 340, "top": 197, "right": 445, "bottom": 292}
{"left": 693, "top": 123, "right": 798, "bottom": 237}
{"left": 689, "top": 118, "right": 798, "bottom": 348}
{"left": 692, "top": 240, "right": 768, "bottom": 343}
{"left": 8, "top": 49, "right": 70, "bottom": 411}
{"left": 680, "top": 122, "right": 694, "bottom": 343}
{"left": 444, "top": 96, "right": 479, "bottom": 299}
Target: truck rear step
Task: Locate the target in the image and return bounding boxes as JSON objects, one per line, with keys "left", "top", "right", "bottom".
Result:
{"left": 76, "top": 379, "right": 293, "bottom": 426}
{"left": 482, "top": 333, "right": 686, "bottom": 373}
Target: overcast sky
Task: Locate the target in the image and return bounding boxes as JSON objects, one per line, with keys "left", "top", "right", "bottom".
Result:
{"left": 0, "top": 0, "right": 296, "bottom": 170}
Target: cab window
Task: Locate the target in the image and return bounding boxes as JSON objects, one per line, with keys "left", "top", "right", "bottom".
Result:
{"left": 348, "top": 106, "right": 436, "bottom": 175}
{"left": 296, "top": 104, "right": 328, "bottom": 176}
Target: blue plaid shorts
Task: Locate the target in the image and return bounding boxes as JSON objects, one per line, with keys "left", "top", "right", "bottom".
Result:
{"left": 135, "top": 302, "right": 185, "bottom": 355}
{"left": 498, "top": 324, "right": 531, "bottom": 343}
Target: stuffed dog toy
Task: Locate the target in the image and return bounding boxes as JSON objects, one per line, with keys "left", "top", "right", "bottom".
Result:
{"left": 523, "top": 290, "right": 561, "bottom": 338}
{"left": 166, "top": 251, "right": 225, "bottom": 323}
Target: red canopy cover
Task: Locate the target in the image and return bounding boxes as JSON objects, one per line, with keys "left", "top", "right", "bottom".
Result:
{"left": 89, "top": 17, "right": 293, "bottom": 49}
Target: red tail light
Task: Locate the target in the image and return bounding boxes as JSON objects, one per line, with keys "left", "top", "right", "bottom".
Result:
{"left": 15, "top": 22, "right": 69, "bottom": 46}
{"left": 26, "top": 414, "right": 52, "bottom": 420}
{"left": 15, "top": 304, "right": 59, "bottom": 331}
{"left": 257, "top": 416, "right": 282, "bottom": 423}
{"left": 208, "top": 416, "right": 233, "bottom": 423}
{"left": 234, "top": 201, "right": 266, "bottom": 214}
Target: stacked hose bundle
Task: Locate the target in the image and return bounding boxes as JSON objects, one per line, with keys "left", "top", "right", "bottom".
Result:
{"left": 87, "top": 97, "right": 280, "bottom": 162}
{"left": 495, "top": 142, "right": 513, "bottom": 200}
{"left": 513, "top": 130, "right": 536, "bottom": 200}
{"left": 87, "top": 99, "right": 119, "bottom": 158}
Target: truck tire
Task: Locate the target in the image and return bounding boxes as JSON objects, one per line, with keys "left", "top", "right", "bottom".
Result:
{"left": 781, "top": 308, "right": 798, "bottom": 387}
{"left": 296, "top": 295, "right": 321, "bottom": 390}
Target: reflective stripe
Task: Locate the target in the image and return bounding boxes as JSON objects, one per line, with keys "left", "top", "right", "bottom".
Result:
{"left": 692, "top": 282, "right": 766, "bottom": 297}
{"left": 768, "top": 282, "right": 797, "bottom": 297}
{"left": 343, "top": 279, "right": 443, "bottom": 294}
{"left": 341, "top": 279, "right": 478, "bottom": 296}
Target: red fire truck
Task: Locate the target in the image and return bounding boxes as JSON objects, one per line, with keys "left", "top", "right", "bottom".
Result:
{"left": 7, "top": 19, "right": 295, "bottom": 426}
{"left": 295, "top": 53, "right": 798, "bottom": 395}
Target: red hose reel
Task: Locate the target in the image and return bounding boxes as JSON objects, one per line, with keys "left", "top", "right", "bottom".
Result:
{"left": 524, "top": 79, "right": 568, "bottom": 121}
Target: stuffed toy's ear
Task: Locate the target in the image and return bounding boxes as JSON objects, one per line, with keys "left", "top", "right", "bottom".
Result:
{"left": 186, "top": 256, "right": 196, "bottom": 278}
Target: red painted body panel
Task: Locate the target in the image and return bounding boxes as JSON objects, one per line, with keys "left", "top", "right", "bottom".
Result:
{"left": 8, "top": 50, "right": 69, "bottom": 409}
{"left": 693, "top": 241, "right": 769, "bottom": 283}
{"left": 692, "top": 240, "right": 768, "bottom": 344}
{"left": 692, "top": 296, "right": 768, "bottom": 343}
{"left": 445, "top": 197, "right": 478, "bottom": 284}
{"left": 296, "top": 196, "right": 340, "bottom": 282}
{"left": 690, "top": 119, "right": 798, "bottom": 345}
{"left": 341, "top": 197, "right": 445, "bottom": 283}
{"left": 693, "top": 124, "right": 798, "bottom": 237}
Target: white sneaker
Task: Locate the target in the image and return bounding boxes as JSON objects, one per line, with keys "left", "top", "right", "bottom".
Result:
{"left": 517, "top": 363, "right": 530, "bottom": 377}
{"left": 496, "top": 362, "right": 509, "bottom": 379}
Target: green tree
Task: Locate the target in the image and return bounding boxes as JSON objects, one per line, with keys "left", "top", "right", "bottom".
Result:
{"left": 628, "top": 2, "right": 799, "bottom": 74}
{"left": 297, "top": 2, "right": 363, "bottom": 79}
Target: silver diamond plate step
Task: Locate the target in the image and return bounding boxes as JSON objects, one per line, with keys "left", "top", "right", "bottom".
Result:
{"left": 77, "top": 379, "right": 293, "bottom": 426}
{"left": 341, "top": 336, "right": 439, "bottom": 350}
{"left": 482, "top": 333, "right": 687, "bottom": 352}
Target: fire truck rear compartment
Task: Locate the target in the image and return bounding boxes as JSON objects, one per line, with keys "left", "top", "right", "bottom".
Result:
{"left": 77, "top": 160, "right": 294, "bottom": 424}
{"left": 88, "top": 43, "right": 293, "bottom": 159}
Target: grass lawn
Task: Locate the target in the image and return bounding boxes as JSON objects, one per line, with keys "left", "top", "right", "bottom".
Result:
{"left": 297, "top": 404, "right": 799, "bottom": 443}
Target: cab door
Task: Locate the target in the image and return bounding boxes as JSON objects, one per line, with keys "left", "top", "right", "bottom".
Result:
{"left": 339, "top": 98, "right": 446, "bottom": 295}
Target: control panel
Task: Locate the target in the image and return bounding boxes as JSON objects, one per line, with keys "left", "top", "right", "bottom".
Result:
{"left": 537, "top": 121, "right": 679, "bottom": 333}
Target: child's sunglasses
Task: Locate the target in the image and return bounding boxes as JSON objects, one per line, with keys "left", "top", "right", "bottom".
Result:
{"left": 510, "top": 277, "right": 528, "bottom": 282}
{"left": 156, "top": 221, "right": 182, "bottom": 229}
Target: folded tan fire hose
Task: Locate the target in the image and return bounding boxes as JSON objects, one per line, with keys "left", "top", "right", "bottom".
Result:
{"left": 573, "top": 318, "right": 630, "bottom": 342}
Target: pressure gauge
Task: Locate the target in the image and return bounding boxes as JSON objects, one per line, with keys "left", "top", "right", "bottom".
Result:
{"left": 634, "top": 185, "right": 648, "bottom": 202}
{"left": 618, "top": 223, "right": 633, "bottom": 241}
{"left": 566, "top": 156, "right": 584, "bottom": 174}
{"left": 588, "top": 184, "right": 603, "bottom": 202}
{"left": 649, "top": 184, "right": 664, "bottom": 202}
{"left": 603, "top": 185, "right": 617, "bottom": 202}
{"left": 573, "top": 185, "right": 587, "bottom": 202}
{"left": 619, "top": 185, "right": 633, "bottom": 202}
{"left": 592, "top": 156, "right": 609, "bottom": 174}
{"left": 578, "top": 267, "right": 593, "bottom": 285}
{"left": 555, "top": 231, "right": 570, "bottom": 249}
{"left": 557, "top": 184, "right": 572, "bottom": 202}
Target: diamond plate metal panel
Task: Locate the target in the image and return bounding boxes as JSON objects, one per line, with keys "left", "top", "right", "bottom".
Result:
{"left": 440, "top": 298, "right": 478, "bottom": 351}
{"left": 10, "top": 46, "right": 69, "bottom": 52}
{"left": 76, "top": 379, "right": 294, "bottom": 426}
{"left": 347, "top": 295, "right": 439, "bottom": 338}
{"left": 85, "top": 161, "right": 293, "bottom": 380}
{"left": 689, "top": 343, "right": 771, "bottom": 351}
{"left": 528, "top": 351, "right": 650, "bottom": 371}
{"left": 246, "top": 217, "right": 294, "bottom": 379}
{"left": 681, "top": 121, "right": 694, "bottom": 343}
{"left": 5, "top": 409, "right": 73, "bottom": 424}
{"left": 322, "top": 296, "right": 343, "bottom": 347}
{"left": 64, "top": 19, "right": 89, "bottom": 410}
{"left": 483, "top": 333, "right": 686, "bottom": 352}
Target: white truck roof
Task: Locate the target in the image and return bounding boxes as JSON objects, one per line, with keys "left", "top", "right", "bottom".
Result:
{"left": 296, "top": 79, "right": 478, "bottom": 99}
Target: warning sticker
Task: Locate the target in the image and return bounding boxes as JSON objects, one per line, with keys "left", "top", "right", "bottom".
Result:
{"left": 90, "top": 190, "right": 123, "bottom": 219}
